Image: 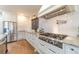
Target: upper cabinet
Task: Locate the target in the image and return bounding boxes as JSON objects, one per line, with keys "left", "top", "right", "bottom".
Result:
{"left": 38, "top": 5, "right": 75, "bottom": 19}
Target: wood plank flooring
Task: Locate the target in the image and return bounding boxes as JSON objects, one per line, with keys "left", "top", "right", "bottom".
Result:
{"left": 7, "top": 39, "right": 35, "bottom": 54}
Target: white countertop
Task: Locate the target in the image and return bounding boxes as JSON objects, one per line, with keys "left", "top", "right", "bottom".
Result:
{"left": 38, "top": 33, "right": 79, "bottom": 47}
{"left": 63, "top": 36, "right": 79, "bottom": 47}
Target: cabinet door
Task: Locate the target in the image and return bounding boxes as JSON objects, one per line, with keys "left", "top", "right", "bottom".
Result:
{"left": 38, "top": 40, "right": 56, "bottom": 54}
{"left": 37, "top": 42, "right": 55, "bottom": 54}
{"left": 48, "top": 44, "right": 64, "bottom": 54}
{"left": 25, "top": 33, "right": 29, "bottom": 40}
{"left": 63, "top": 44, "right": 79, "bottom": 54}
{"left": 26, "top": 33, "right": 31, "bottom": 40}
{"left": 39, "top": 39, "right": 64, "bottom": 54}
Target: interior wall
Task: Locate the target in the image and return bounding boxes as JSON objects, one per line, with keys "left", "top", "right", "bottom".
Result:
{"left": 39, "top": 17, "right": 58, "bottom": 33}
{"left": 17, "top": 15, "right": 31, "bottom": 32}
{"left": 17, "top": 14, "right": 32, "bottom": 39}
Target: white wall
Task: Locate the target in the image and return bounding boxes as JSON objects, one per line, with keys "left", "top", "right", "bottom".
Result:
{"left": 39, "top": 17, "right": 58, "bottom": 33}
{"left": 3, "top": 11, "right": 17, "bottom": 22}
{"left": 17, "top": 15, "right": 32, "bottom": 32}
{"left": 39, "top": 6, "right": 79, "bottom": 37}
{"left": 17, "top": 14, "right": 32, "bottom": 39}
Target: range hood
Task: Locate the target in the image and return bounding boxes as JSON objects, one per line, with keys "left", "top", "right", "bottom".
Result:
{"left": 38, "top": 5, "right": 75, "bottom": 19}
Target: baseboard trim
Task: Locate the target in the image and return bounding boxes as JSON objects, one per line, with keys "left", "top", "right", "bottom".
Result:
{"left": 7, "top": 39, "right": 26, "bottom": 44}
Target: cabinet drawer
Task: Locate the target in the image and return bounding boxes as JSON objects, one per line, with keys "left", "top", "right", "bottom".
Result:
{"left": 48, "top": 45, "right": 64, "bottom": 54}
{"left": 64, "top": 44, "right": 79, "bottom": 54}
{"left": 38, "top": 43, "right": 55, "bottom": 54}
{"left": 39, "top": 40, "right": 63, "bottom": 54}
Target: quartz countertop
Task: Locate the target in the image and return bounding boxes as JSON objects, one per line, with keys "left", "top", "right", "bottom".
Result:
{"left": 63, "top": 36, "right": 79, "bottom": 47}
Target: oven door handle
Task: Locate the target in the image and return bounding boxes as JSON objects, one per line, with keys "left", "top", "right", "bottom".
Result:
{"left": 48, "top": 48, "right": 56, "bottom": 53}
{"left": 40, "top": 43, "right": 45, "bottom": 46}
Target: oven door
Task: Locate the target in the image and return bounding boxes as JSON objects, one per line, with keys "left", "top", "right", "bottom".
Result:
{"left": 54, "top": 41, "right": 63, "bottom": 49}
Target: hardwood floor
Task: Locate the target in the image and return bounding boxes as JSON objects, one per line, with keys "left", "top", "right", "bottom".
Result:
{"left": 7, "top": 39, "right": 36, "bottom": 54}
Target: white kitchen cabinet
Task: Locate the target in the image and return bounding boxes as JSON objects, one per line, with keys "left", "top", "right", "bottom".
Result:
{"left": 25, "top": 33, "right": 41, "bottom": 53}
{"left": 63, "top": 44, "right": 79, "bottom": 54}
{"left": 25, "top": 33, "right": 29, "bottom": 40}
{"left": 48, "top": 44, "right": 64, "bottom": 54}
{"left": 27, "top": 36, "right": 55, "bottom": 54}
{"left": 25, "top": 33, "right": 30, "bottom": 40}
{"left": 26, "top": 33, "right": 79, "bottom": 54}
{"left": 26, "top": 33, "right": 64, "bottom": 54}
{"left": 36, "top": 40, "right": 55, "bottom": 54}
{"left": 39, "top": 39, "right": 64, "bottom": 54}
{"left": 25, "top": 33, "right": 36, "bottom": 48}
{"left": 38, "top": 44, "right": 55, "bottom": 54}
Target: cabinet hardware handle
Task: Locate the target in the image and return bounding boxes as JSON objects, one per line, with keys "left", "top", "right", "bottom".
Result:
{"left": 48, "top": 48, "right": 56, "bottom": 53}
{"left": 40, "top": 43, "right": 44, "bottom": 46}
{"left": 71, "top": 48, "right": 74, "bottom": 51}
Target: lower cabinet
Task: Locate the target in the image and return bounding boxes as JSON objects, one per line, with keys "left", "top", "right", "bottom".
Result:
{"left": 26, "top": 33, "right": 79, "bottom": 54}
{"left": 37, "top": 42, "right": 55, "bottom": 54}
{"left": 47, "top": 44, "right": 64, "bottom": 54}
{"left": 26, "top": 34, "right": 79, "bottom": 54}
{"left": 63, "top": 44, "right": 79, "bottom": 54}
{"left": 26, "top": 34, "right": 64, "bottom": 54}
{"left": 36, "top": 39, "right": 63, "bottom": 54}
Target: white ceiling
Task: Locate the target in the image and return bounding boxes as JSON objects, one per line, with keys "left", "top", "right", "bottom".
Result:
{"left": 0, "top": 5, "right": 41, "bottom": 17}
